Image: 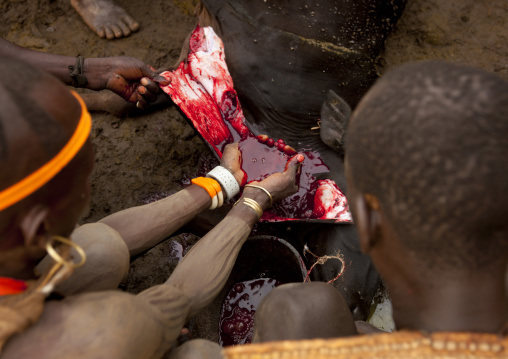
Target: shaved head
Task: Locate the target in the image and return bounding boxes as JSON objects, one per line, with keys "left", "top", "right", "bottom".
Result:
{"left": 0, "top": 60, "right": 81, "bottom": 187}
{"left": 0, "top": 59, "right": 91, "bottom": 235}
{"left": 346, "top": 61, "right": 508, "bottom": 272}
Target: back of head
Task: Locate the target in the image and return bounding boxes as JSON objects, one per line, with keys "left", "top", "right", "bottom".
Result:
{"left": 0, "top": 60, "right": 69, "bottom": 186}
{"left": 346, "top": 61, "right": 508, "bottom": 272}
{"left": 0, "top": 59, "right": 80, "bottom": 231}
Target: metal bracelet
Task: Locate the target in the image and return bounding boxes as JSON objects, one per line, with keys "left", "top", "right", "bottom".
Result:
{"left": 244, "top": 184, "right": 273, "bottom": 208}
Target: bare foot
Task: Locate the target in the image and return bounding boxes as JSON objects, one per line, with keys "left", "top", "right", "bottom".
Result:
{"left": 71, "top": 0, "right": 140, "bottom": 40}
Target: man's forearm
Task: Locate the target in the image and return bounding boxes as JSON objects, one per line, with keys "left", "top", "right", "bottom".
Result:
{"left": 0, "top": 38, "right": 77, "bottom": 85}
{"left": 0, "top": 38, "right": 112, "bottom": 91}
{"left": 163, "top": 190, "right": 269, "bottom": 318}
{"left": 99, "top": 185, "right": 211, "bottom": 256}
{"left": 133, "top": 191, "right": 264, "bottom": 347}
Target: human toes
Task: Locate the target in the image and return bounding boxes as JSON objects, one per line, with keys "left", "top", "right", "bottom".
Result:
{"left": 122, "top": 15, "right": 140, "bottom": 32}
{"left": 96, "top": 25, "right": 106, "bottom": 38}
{"left": 109, "top": 24, "right": 124, "bottom": 38}
{"left": 103, "top": 26, "right": 115, "bottom": 40}
{"left": 117, "top": 21, "right": 132, "bottom": 37}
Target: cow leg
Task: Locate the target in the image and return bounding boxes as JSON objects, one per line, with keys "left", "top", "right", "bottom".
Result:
{"left": 167, "top": 1, "right": 221, "bottom": 71}
{"left": 196, "top": 1, "right": 219, "bottom": 29}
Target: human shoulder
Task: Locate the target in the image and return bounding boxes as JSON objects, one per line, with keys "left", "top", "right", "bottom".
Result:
{"left": 2, "top": 291, "right": 166, "bottom": 359}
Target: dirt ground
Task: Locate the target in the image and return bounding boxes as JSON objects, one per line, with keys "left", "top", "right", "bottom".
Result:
{"left": 382, "top": 0, "right": 508, "bottom": 77}
{"left": 1, "top": 0, "right": 507, "bottom": 340}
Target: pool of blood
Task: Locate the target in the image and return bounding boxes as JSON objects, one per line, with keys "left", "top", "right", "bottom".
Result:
{"left": 235, "top": 134, "right": 331, "bottom": 220}
{"left": 219, "top": 278, "right": 281, "bottom": 346}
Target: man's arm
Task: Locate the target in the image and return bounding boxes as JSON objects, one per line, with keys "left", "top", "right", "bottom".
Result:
{"left": 0, "top": 38, "right": 76, "bottom": 84}
{"left": 1, "top": 153, "right": 302, "bottom": 359}
{"left": 0, "top": 38, "right": 166, "bottom": 105}
{"left": 98, "top": 144, "right": 246, "bottom": 256}
{"left": 137, "top": 154, "right": 303, "bottom": 325}
{"left": 99, "top": 184, "right": 213, "bottom": 256}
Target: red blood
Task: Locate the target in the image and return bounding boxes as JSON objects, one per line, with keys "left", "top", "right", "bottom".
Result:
{"left": 257, "top": 134, "right": 268, "bottom": 143}
{"left": 236, "top": 133, "right": 335, "bottom": 219}
{"left": 189, "top": 25, "right": 205, "bottom": 52}
{"left": 235, "top": 321, "right": 246, "bottom": 333}
{"left": 160, "top": 25, "right": 352, "bottom": 222}
{"left": 283, "top": 145, "right": 297, "bottom": 155}
{"left": 312, "top": 179, "right": 351, "bottom": 221}
{"left": 160, "top": 67, "right": 231, "bottom": 157}
{"left": 222, "top": 320, "right": 235, "bottom": 334}
{"left": 219, "top": 278, "right": 281, "bottom": 346}
{"left": 237, "top": 134, "right": 288, "bottom": 181}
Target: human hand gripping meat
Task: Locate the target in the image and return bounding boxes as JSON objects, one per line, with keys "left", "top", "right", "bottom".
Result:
{"left": 220, "top": 143, "right": 247, "bottom": 188}
{"left": 159, "top": 26, "right": 351, "bottom": 222}
{"left": 84, "top": 56, "right": 169, "bottom": 107}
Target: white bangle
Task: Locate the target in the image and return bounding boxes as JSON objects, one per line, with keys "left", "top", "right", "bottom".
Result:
{"left": 217, "top": 190, "right": 224, "bottom": 207}
{"left": 209, "top": 195, "right": 219, "bottom": 210}
{"left": 207, "top": 166, "right": 240, "bottom": 200}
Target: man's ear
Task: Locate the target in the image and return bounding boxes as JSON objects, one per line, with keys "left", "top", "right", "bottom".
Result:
{"left": 19, "top": 205, "right": 50, "bottom": 249}
{"left": 353, "top": 193, "right": 382, "bottom": 254}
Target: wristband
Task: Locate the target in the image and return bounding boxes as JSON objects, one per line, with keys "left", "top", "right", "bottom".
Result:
{"left": 191, "top": 177, "right": 224, "bottom": 210}
{"left": 206, "top": 166, "right": 240, "bottom": 200}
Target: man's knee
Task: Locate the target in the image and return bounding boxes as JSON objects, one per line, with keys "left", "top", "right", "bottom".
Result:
{"left": 253, "top": 282, "right": 357, "bottom": 343}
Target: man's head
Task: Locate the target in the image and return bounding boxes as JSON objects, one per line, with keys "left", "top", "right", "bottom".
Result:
{"left": 0, "top": 59, "right": 94, "bottom": 278}
{"left": 345, "top": 61, "right": 508, "bottom": 276}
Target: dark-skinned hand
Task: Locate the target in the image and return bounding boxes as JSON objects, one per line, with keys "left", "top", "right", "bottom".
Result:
{"left": 249, "top": 154, "right": 303, "bottom": 202}
{"left": 220, "top": 143, "right": 246, "bottom": 187}
{"left": 217, "top": 143, "right": 304, "bottom": 209}
{"left": 85, "top": 56, "right": 170, "bottom": 107}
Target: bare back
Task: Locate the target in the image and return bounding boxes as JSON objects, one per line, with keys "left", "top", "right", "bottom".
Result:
{"left": 2, "top": 287, "right": 189, "bottom": 359}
